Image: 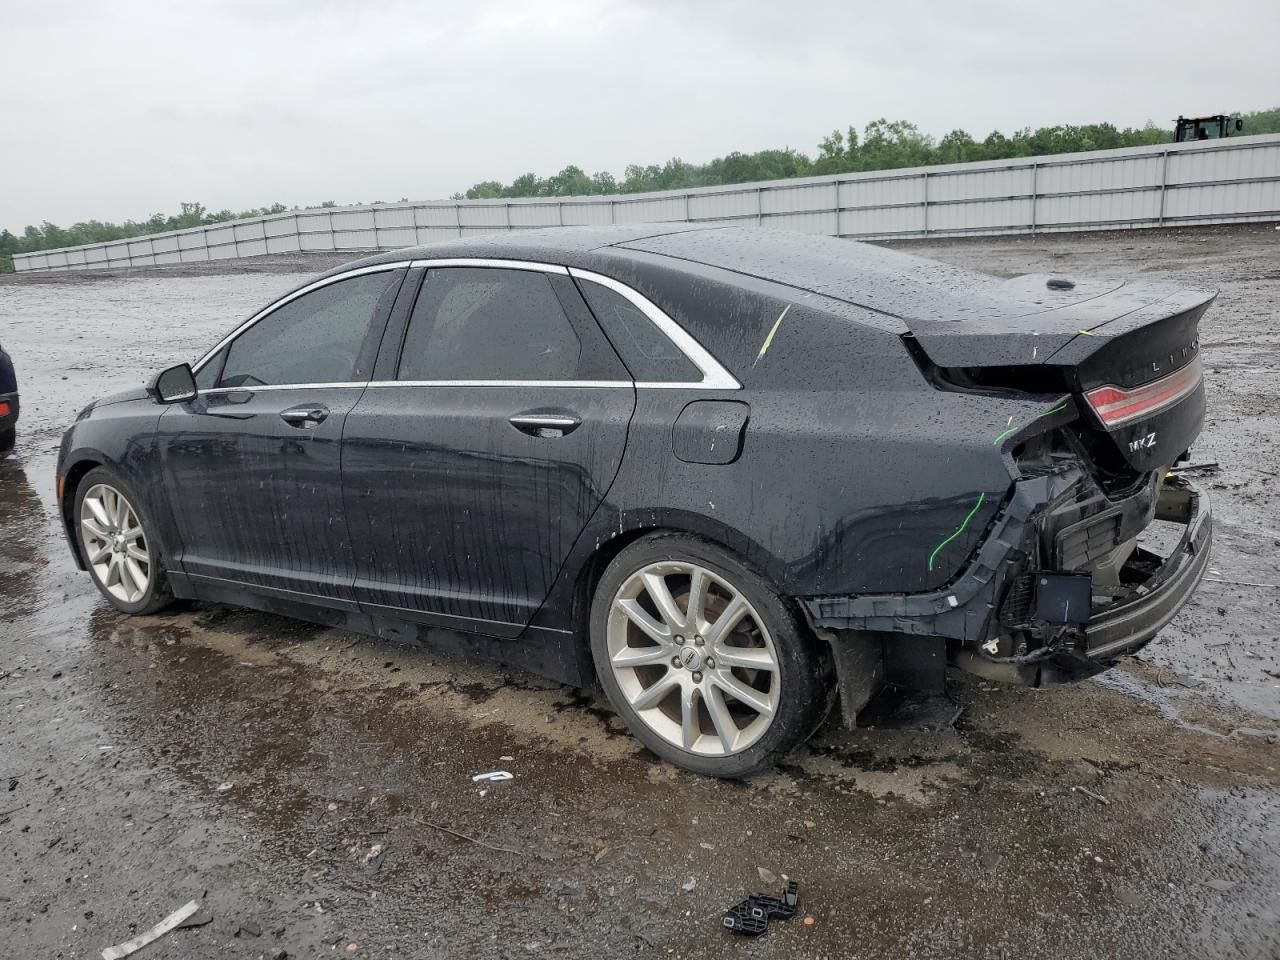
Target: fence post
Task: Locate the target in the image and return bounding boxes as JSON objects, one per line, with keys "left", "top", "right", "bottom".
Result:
{"left": 921, "top": 171, "right": 929, "bottom": 235}
{"left": 1030, "top": 162, "right": 1038, "bottom": 234}
{"left": 1158, "top": 150, "right": 1170, "bottom": 226}
{"left": 756, "top": 187, "right": 763, "bottom": 226}
{"left": 455, "top": 203, "right": 463, "bottom": 238}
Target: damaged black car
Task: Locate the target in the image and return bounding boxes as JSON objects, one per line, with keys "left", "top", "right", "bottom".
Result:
{"left": 56, "top": 225, "right": 1212, "bottom": 776}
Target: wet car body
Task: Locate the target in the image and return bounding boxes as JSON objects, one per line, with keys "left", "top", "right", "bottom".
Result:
{"left": 57, "top": 225, "right": 1213, "bottom": 735}
{"left": 0, "top": 341, "right": 18, "bottom": 453}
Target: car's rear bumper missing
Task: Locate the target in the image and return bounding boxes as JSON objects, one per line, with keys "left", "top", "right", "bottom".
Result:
{"left": 802, "top": 474, "right": 1211, "bottom": 686}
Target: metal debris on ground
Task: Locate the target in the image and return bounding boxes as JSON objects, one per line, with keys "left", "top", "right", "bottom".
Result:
{"left": 1169, "top": 461, "right": 1220, "bottom": 476}
{"left": 1072, "top": 785, "right": 1111, "bottom": 805}
{"left": 101, "top": 899, "right": 201, "bottom": 960}
{"left": 722, "top": 881, "right": 800, "bottom": 937}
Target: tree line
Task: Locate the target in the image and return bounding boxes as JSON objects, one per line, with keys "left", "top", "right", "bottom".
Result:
{"left": 456, "top": 108, "right": 1279, "bottom": 199}
{"left": 4, "top": 108, "right": 1277, "bottom": 272}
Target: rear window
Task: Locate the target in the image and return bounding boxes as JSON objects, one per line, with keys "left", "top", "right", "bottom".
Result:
{"left": 578, "top": 279, "right": 700, "bottom": 383}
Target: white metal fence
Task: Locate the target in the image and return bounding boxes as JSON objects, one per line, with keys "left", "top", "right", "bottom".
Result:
{"left": 13, "top": 134, "right": 1280, "bottom": 273}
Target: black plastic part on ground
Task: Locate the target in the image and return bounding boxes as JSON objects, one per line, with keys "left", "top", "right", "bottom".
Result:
{"left": 722, "top": 882, "right": 800, "bottom": 936}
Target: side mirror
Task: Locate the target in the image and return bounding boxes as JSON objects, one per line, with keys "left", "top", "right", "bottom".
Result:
{"left": 147, "top": 363, "right": 198, "bottom": 403}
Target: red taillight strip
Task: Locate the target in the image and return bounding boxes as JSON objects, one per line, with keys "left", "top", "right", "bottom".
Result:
{"left": 1084, "top": 355, "right": 1202, "bottom": 427}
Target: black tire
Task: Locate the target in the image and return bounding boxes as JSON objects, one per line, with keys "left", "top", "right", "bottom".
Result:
{"left": 589, "top": 532, "right": 834, "bottom": 777}
{"left": 0, "top": 426, "right": 13, "bottom": 455}
{"left": 73, "top": 465, "right": 174, "bottom": 615}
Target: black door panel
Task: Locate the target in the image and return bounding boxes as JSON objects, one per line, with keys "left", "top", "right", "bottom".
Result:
{"left": 159, "top": 386, "right": 365, "bottom": 601}
{"left": 155, "top": 267, "right": 404, "bottom": 602}
{"left": 343, "top": 265, "right": 635, "bottom": 635}
{"left": 342, "top": 384, "right": 633, "bottom": 634}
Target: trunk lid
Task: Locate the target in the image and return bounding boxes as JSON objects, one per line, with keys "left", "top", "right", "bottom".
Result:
{"left": 905, "top": 275, "right": 1214, "bottom": 474}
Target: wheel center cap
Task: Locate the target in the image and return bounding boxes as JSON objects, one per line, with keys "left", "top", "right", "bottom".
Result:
{"left": 679, "top": 647, "right": 701, "bottom": 669}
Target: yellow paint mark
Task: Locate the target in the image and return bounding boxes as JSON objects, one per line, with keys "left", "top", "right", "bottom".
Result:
{"left": 753, "top": 304, "right": 792, "bottom": 366}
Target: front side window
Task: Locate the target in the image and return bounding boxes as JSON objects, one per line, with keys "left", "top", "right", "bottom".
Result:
{"left": 219, "top": 271, "right": 398, "bottom": 387}
{"left": 398, "top": 268, "right": 581, "bottom": 381}
{"left": 577, "top": 279, "right": 701, "bottom": 383}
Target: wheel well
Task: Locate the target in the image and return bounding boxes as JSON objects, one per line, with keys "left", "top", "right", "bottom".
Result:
{"left": 60, "top": 458, "right": 102, "bottom": 561}
{"left": 569, "top": 523, "right": 790, "bottom": 668}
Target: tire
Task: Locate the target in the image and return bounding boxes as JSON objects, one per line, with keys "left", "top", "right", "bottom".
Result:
{"left": 73, "top": 466, "right": 174, "bottom": 615}
{"left": 590, "top": 532, "right": 834, "bottom": 777}
{"left": 0, "top": 426, "right": 13, "bottom": 454}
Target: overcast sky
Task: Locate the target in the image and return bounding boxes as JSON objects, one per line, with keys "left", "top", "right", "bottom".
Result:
{"left": 2, "top": 0, "right": 1277, "bottom": 233}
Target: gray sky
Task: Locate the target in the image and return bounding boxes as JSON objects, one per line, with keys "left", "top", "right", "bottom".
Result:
{"left": 2, "top": 0, "right": 1277, "bottom": 233}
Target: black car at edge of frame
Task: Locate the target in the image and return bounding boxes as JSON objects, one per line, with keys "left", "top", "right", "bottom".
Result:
{"left": 56, "top": 225, "right": 1214, "bottom": 776}
{"left": 0, "top": 340, "right": 18, "bottom": 454}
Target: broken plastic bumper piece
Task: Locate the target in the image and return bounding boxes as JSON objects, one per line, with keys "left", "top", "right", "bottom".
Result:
{"left": 802, "top": 475, "right": 1211, "bottom": 679}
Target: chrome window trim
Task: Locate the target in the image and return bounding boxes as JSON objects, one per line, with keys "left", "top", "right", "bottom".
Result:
{"left": 366, "top": 380, "right": 631, "bottom": 389}
{"left": 189, "top": 257, "right": 740, "bottom": 392}
{"left": 408, "top": 257, "right": 570, "bottom": 275}
{"left": 568, "top": 268, "right": 741, "bottom": 391}
{"left": 199, "top": 383, "right": 367, "bottom": 394}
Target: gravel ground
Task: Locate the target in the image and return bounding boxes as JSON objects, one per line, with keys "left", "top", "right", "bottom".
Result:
{"left": 1, "top": 225, "right": 1278, "bottom": 959}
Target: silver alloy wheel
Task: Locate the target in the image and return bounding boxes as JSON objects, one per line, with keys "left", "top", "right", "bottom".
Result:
{"left": 606, "top": 561, "right": 780, "bottom": 756}
{"left": 80, "top": 483, "right": 151, "bottom": 604}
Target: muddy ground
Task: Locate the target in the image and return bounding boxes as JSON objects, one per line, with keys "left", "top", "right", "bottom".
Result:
{"left": 1, "top": 225, "right": 1277, "bottom": 959}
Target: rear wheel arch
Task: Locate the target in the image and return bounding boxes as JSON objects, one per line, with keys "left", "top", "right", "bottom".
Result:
{"left": 572, "top": 512, "right": 780, "bottom": 624}
{"left": 569, "top": 518, "right": 809, "bottom": 683}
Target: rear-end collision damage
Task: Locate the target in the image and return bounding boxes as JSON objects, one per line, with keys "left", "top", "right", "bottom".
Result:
{"left": 802, "top": 279, "right": 1214, "bottom": 716}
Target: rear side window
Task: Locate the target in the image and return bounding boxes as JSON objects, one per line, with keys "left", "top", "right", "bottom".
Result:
{"left": 220, "top": 271, "right": 396, "bottom": 387}
{"left": 577, "top": 279, "right": 701, "bottom": 383}
{"left": 398, "top": 268, "right": 581, "bottom": 381}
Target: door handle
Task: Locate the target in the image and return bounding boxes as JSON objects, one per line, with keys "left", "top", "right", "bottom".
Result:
{"left": 280, "top": 404, "right": 330, "bottom": 428}
{"left": 508, "top": 412, "right": 581, "bottom": 437}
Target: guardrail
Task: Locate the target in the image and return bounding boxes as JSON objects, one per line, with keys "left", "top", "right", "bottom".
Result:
{"left": 13, "top": 134, "right": 1280, "bottom": 272}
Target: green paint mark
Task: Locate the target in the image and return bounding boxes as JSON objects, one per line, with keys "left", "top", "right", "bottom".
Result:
{"left": 992, "top": 402, "right": 1068, "bottom": 446}
{"left": 927, "top": 492, "right": 987, "bottom": 572}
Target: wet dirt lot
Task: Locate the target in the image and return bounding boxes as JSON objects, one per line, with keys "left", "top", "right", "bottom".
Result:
{"left": 2, "top": 227, "right": 1278, "bottom": 959}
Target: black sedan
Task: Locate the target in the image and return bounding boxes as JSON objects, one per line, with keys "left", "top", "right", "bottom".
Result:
{"left": 0, "top": 341, "right": 17, "bottom": 454}
{"left": 57, "top": 225, "right": 1213, "bottom": 776}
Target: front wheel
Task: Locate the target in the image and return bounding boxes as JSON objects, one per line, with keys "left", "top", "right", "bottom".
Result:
{"left": 74, "top": 466, "right": 173, "bottom": 615}
{"left": 590, "top": 533, "right": 834, "bottom": 777}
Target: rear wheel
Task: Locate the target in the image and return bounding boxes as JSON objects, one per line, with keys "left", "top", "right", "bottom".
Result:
{"left": 0, "top": 426, "right": 14, "bottom": 454}
{"left": 74, "top": 467, "right": 173, "bottom": 615}
{"left": 590, "top": 533, "right": 833, "bottom": 777}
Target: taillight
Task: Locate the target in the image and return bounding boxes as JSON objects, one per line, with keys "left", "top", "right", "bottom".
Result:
{"left": 1084, "top": 355, "right": 1202, "bottom": 428}
{"left": 0, "top": 401, "right": 9, "bottom": 417}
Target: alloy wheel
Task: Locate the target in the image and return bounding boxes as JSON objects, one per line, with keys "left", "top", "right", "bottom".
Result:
{"left": 606, "top": 561, "right": 780, "bottom": 756}
{"left": 80, "top": 483, "right": 152, "bottom": 604}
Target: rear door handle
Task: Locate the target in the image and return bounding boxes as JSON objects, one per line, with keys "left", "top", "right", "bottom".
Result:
{"left": 280, "top": 404, "right": 329, "bottom": 428}
{"left": 509, "top": 412, "right": 581, "bottom": 437}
